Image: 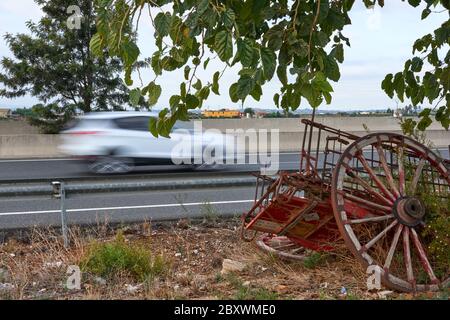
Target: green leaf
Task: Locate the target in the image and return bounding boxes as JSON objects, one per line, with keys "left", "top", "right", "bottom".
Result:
{"left": 273, "top": 93, "right": 280, "bottom": 108}
{"left": 129, "top": 88, "right": 141, "bottom": 107}
{"left": 154, "top": 12, "right": 172, "bottom": 37}
{"left": 410, "top": 57, "right": 423, "bottom": 72}
{"left": 381, "top": 73, "right": 394, "bottom": 98}
{"left": 184, "top": 65, "right": 191, "bottom": 80}
{"left": 180, "top": 82, "right": 186, "bottom": 98}
{"left": 148, "top": 82, "right": 162, "bottom": 107}
{"left": 237, "top": 38, "right": 254, "bottom": 67}
{"left": 214, "top": 31, "right": 233, "bottom": 61}
{"left": 151, "top": 51, "right": 162, "bottom": 76}
{"left": 393, "top": 72, "right": 405, "bottom": 102}
{"left": 90, "top": 33, "right": 103, "bottom": 57}
{"left": 193, "top": 79, "right": 202, "bottom": 90}
{"left": 186, "top": 94, "right": 200, "bottom": 109}
{"left": 324, "top": 56, "right": 340, "bottom": 82}
{"left": 124, "top": 68, "right": 133, "bottom": 86}
{"left": 260, "top": 47, "right": 276, "bottom": 80}
{"left": 212, "top": 71, "right": 220, "bottom": 95}
{"left": 229, "top": 83, "right": 239, "bottom": 103}
{"left": 417, "top": 113, "right": 432, "bottom": 131}
{"left": 121, "top": 41, "right": 140, "bottom": 66}
{"left": 236, "top": 76, "right": 255, "bottom": 100}
{"left": 149, "top": 117, "right": 158, "bottom": 137}
{"left": 435, "top": 106, "right": 450, "bottom": 129}
{"left": 169, "top": 95, "right": 181, "bottom": 108}
{"left": 312, "top": 73, "right": 333, "bottom": 93}
{"left": 323, "top": 91, "right": 332, "bottom": 104}
{"left": 250, "top": 84, "right": 262, "bottom": 101}
{"left": 331, "top": 44, "right": 344, "bottom": 63}
{"left": 222, "top": 8, "right": 236, "bottom": 28}
{"left": 276, "top": 66, "right": 288, "bottom": 86}
{"left": 407, "top": 0, "right": 421, "bottom": 7}
{"left": 203, "top": 57, "right": 210, "bottom": 70}
{"left": 421, "top": 8, "right": 431, "bottom": 20}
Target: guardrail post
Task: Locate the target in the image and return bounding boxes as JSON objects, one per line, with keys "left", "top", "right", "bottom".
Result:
{"left": 52, "top": 181, "right": 69, "bottom": 248}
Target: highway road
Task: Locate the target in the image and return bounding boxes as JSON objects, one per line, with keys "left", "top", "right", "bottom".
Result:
{"left": 0, "top": 152, "right": 301, "bottom": 182}
{"left": 0, "top": 148, "right": 448, "bottom": 231}
{"left": 0, "top": 153, "right": 301, "bottom": 230}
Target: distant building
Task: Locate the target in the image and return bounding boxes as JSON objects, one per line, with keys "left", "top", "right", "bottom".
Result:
{"left": 0, "top": 108, "right": 12, "bottom": 118}
{"left": 202, "top": 109, "right": 242, "bottom": 118}
{"left": 255, "top": 111, "right": 268, "bottom": 118}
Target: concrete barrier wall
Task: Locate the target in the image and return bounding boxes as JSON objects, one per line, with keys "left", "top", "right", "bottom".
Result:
{"left": 201, "top": 116, "right": 447, "bottom": 132}
{"left": 0, "top": 119, "right": 39, "bottom": 135}
{"left": 0, "top": 135, "right": 62, "bottom": 158}
{"left": 0, "top": 117, "right": 448, "bottom": 158}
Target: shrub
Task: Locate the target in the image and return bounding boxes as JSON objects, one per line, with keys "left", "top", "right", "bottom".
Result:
{"left": 81, "top": 231, "right": 168, "bottom": 281}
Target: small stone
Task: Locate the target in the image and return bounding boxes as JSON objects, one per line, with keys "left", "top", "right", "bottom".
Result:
{"left": 94, "top": 277, "right": 107, "bottom": 286}
{"left": 125, "top": 284, "right": 141, "bottom": 294}
{"left": 242, "top": 281, "right": 251, "bottom": 287}
{"left": 9, "top": 253, "right": 15, "bottom": 258}
{"left": 174, "top": 284, "right": 180, "bottom": 291}
{"left": 175, "top": 252, "right": 182, "bottom": 257}
{"left": 0, "top": 283, "right": 14, "bottom": 291}
{"left": 193, "top": 249, "right": 199, "bottom": 255}
{"left": 377, "top": 290, "right": 394, "bottom": 299}
{"left": 221, "top": 259, "right": 246, "bottom": 275}
{"left": 275, "top": 284, "right": 288, "bottom": 293}
{"left": 44, "top": 261, "right": 63, "bottom": 268}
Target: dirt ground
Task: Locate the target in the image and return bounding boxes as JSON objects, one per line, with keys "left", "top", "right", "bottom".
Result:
{"left": 0, "top": 218, "right": 448, "bottom": 300}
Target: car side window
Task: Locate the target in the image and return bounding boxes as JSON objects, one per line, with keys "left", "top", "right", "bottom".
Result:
{"left": 113, "top": 116, "right": 151, "bottom": 132}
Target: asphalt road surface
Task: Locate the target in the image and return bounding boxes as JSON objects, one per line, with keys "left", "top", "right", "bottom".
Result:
{"left": 0, "top": 152, "right": 301, "bottom": 182}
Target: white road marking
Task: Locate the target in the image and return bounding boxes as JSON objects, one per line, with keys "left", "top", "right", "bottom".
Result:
{"left": 0, "top": 158, "right": 73, "bottom": 163}
{"left": 0, "top": 199, "right": 255, "bottom": 216}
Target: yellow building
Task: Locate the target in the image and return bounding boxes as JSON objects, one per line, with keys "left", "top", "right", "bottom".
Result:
{"left": 0, "top": 108, "right": 11, "bottom": 118}
{"left": 202, "top": 109, "right": 242, "bottom": 118}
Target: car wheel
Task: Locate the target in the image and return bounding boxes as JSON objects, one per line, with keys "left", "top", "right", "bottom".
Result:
{"left": 88, "top": 157, "right": 134, "bottom": 174}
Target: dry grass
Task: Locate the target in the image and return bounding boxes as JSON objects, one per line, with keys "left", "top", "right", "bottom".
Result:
{"left": 0, "top": 219, "right": 447, "bottom": 300}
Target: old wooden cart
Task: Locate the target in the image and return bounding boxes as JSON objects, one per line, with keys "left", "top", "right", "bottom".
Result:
{"left": 241, "top": 118, "right": 449, "bottom": 293}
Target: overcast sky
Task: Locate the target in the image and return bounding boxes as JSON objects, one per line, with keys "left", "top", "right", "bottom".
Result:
{"left": 0, "top": 0, "right": 447, "bottom": 111}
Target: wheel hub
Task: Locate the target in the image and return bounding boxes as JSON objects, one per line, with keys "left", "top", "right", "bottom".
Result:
{"left": 393, "top": 197, "right": 426, "bottom": 227}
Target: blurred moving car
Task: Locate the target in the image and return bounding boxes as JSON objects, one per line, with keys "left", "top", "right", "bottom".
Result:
{"left": 59, "top": 112, "right": 235, "bottom": 173}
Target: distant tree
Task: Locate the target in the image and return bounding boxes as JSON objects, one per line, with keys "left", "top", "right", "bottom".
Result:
{"left": 28, "top": 103, "right": 76, "bottom": 134}
{"left": 0, "top": 0, "right": 136, "bottom": 133}
{"left": 12, "top": 107, "right": 35, "bottom": 118}
{"left": 244, "top": 107, "right": 255, "bottom": 115}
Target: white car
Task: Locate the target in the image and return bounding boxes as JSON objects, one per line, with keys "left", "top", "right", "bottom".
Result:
{"left": 59, "top": 112, "right": 235, "bottom": 173}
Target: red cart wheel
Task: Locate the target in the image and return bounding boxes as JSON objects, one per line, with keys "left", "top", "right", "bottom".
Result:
{"left": 256, "top": 234, "right": 308, "bottom": 261}
{"left": 331, "top": 133, "right": 449, "bottom": 292}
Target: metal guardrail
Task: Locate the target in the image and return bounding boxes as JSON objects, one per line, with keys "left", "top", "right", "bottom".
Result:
{"left": 0, "top": 174, "right": 259, "bottom": 247}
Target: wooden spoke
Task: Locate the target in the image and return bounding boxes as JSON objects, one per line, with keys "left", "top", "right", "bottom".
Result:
{"left": 362, "top": 220, "right": 398, "bottom": 252}
{"left": 357, "top": 154, "right": 396, "bottom": 202}
{"left": 384, "top": 224, "right": 404, "bottom": 270}
{"left": 410, "top": 228, "right": 439, "bottom": 284}
{"left": 339, "top": 191, "right": 392, "bottom": 212}
{"left": 410, "top": 158, "right": 426, "bottom": 196}
{"left": 402, "top": 227, "right": 415, "bottom": 286}
{"left": 348, "top": 214, "right": 394, "bottom": 224}
{"left": 375, "top": 140, "right": 400, "bottom": 198}
{"left": 397, "top": 145, "right": 406, "bottom": 196}
{"left": 344, "top": 164, "right": 394, "bottom": 206}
